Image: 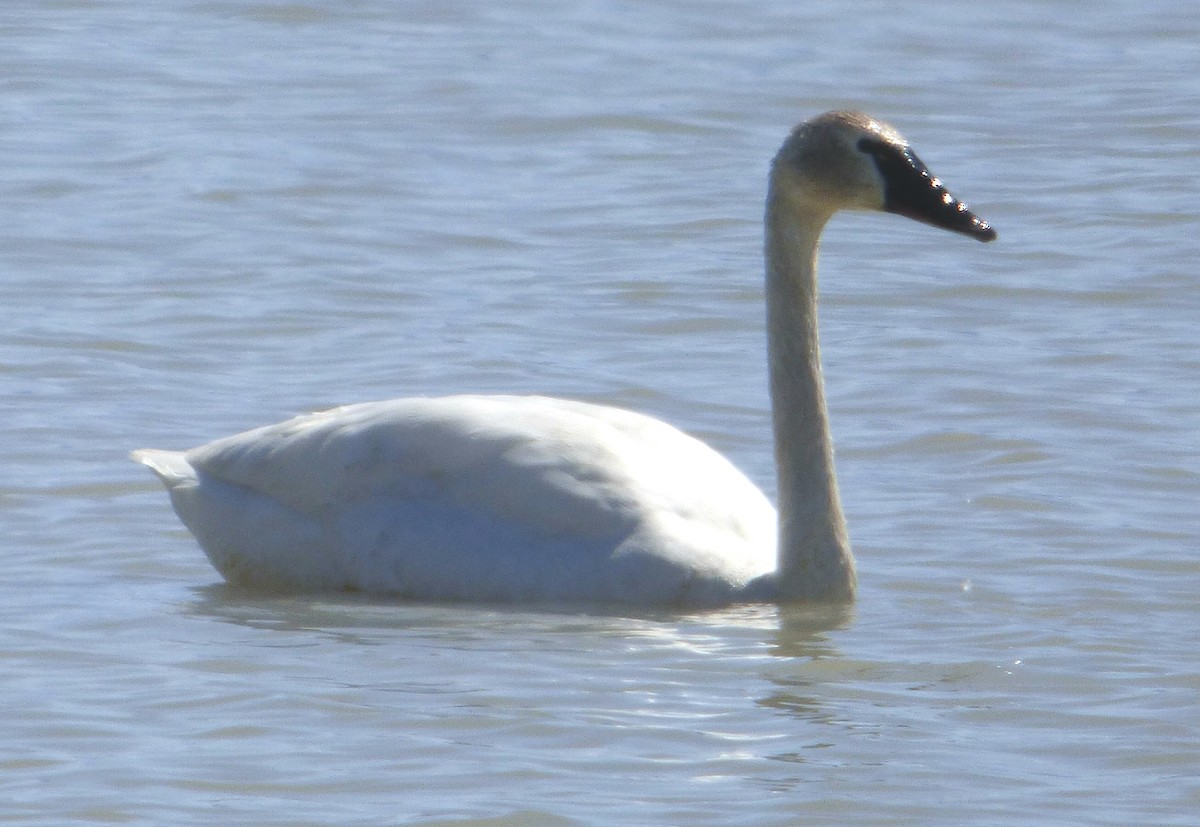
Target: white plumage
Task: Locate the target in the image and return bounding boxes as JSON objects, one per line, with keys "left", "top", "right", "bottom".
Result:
{"left": 134, "top": 395, "right": 776, "bottom": 603}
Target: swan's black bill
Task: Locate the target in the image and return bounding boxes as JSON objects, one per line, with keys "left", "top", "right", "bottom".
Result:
{"left": 859, "top": 137, "right": 996, "bottom": 242}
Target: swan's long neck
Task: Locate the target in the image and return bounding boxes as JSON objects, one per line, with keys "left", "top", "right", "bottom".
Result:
{"left": 764, "top": 181, "right": 856, "bottom": 600}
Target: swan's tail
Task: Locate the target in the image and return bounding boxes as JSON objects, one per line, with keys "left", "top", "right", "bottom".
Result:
{"left": 131, "top": 449, "right": 196, "bottom": 486}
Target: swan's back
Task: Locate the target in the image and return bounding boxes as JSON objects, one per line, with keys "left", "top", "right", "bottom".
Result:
{"left": 134, "top": 395, "right": 776, "bottom": 604}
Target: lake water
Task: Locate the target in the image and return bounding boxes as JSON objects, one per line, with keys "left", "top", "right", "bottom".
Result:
{"left": 3, "top": 0, "right": 1199, "bottom": 824}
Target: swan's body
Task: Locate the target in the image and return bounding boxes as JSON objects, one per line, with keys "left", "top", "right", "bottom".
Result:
{"left": 133, "top": 395, "right": 777, "bottom": 603}
{"left": 135, "top": 111, "right": 995, "bottom": 606}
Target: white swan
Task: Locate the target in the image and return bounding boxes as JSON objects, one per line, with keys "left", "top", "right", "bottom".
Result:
{"left": 134, "top": 111, "right": 995, "bottom": 606}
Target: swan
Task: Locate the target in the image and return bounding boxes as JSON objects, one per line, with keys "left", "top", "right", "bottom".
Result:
{"left": 133, "top": 111, "right": 995, "bottom": 606}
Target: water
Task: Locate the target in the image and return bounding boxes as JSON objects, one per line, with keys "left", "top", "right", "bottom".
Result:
{"left": 3, "top": 0, "right": 1199, "bottom": 823}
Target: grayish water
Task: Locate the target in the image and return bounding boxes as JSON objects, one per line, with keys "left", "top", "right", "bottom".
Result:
{"left": 4, "top": 1, "right": 1199, "bottom": 824}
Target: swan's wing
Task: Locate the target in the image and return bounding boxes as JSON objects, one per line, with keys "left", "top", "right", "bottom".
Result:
{"left": 142, "top": 396, "right": 776, "bottom": 600}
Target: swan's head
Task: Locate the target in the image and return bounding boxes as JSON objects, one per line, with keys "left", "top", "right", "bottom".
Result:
{"left": 772, "top": 110, "right": 996, "bottom": 242}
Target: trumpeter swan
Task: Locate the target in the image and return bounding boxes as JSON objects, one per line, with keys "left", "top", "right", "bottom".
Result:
{"left": 134, "top": 111, "right": 995, "bottom": 605}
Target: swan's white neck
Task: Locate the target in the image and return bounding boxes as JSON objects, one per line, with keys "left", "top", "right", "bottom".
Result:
{"left": 764, "top": 182, "right": 856, "bottom": 600}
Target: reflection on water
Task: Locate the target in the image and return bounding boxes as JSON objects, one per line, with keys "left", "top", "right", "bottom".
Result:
{"left": 184, "top": 582, "right": 858, "bottom": 644}
{"left": 773, "top": 603, "right": 855, "bottom": 657}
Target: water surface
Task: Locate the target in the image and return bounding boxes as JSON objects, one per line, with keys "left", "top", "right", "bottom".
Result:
{"left": 3, "top": 1, "right": 1199, "bottom": 824}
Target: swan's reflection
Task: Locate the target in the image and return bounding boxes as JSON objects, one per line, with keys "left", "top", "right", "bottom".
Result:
{"left": 183, "top": 584, "right": 852, "bottom": 655}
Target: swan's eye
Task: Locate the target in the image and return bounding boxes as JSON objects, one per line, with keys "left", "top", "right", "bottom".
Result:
{"left": 857, "top": 137, "right": 888, "bottom": 156}
{"left": 858, "top": 137, "right": 929, "bottom": 181}
{"left": 857, "top": 137, "right": 909, "bottom": 166}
